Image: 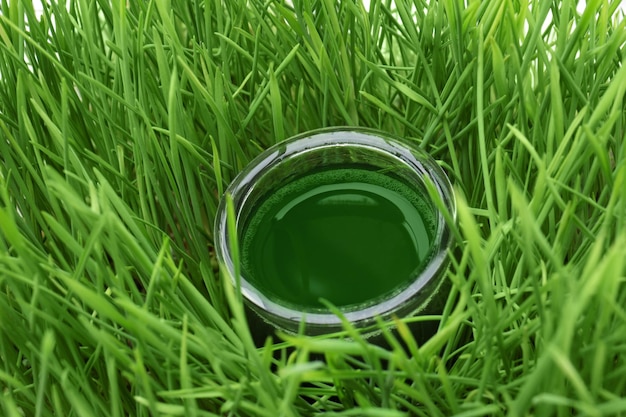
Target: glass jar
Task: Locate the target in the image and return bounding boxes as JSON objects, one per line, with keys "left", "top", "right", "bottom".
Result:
{"left": 214, "top": 128, "right": 456, "bottom": 343}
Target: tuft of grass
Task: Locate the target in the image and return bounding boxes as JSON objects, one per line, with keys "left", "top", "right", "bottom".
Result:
{"left": 0, "top": 0, "right": 625, "bottom": 415}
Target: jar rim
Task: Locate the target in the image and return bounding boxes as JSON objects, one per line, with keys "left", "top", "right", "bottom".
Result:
{"left": 214, "top": 127, "right": 456, "bottom": 333}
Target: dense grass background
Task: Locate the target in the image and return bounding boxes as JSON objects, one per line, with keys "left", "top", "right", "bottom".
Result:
{"left": 1, "top": 0, "right": 625, "bottom": 415}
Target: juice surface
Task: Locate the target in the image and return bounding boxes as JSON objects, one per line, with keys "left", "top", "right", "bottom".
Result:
{"left": 241, "top": 167, "right": 437, "bottom": 310}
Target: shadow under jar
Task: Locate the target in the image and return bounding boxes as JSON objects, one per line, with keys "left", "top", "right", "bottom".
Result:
{"left": 214, "top": 128, "right": 456, "bottom": 345}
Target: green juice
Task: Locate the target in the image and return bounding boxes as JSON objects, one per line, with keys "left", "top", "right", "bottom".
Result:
{"left": 241, "top": 166, "right": 438, "bottom": 311}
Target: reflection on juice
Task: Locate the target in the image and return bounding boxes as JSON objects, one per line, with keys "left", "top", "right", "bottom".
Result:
{"left": 241, "top": 166, "right": 437, "bottom": 311}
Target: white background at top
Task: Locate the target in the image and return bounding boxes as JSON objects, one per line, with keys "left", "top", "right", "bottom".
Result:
{"left": 30, "top": 0, "right": 626, "bottom": 18}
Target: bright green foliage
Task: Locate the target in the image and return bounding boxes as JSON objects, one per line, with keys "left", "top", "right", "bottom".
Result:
{"left": 0, "top": 0, "right": 625, "bottom": 416}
